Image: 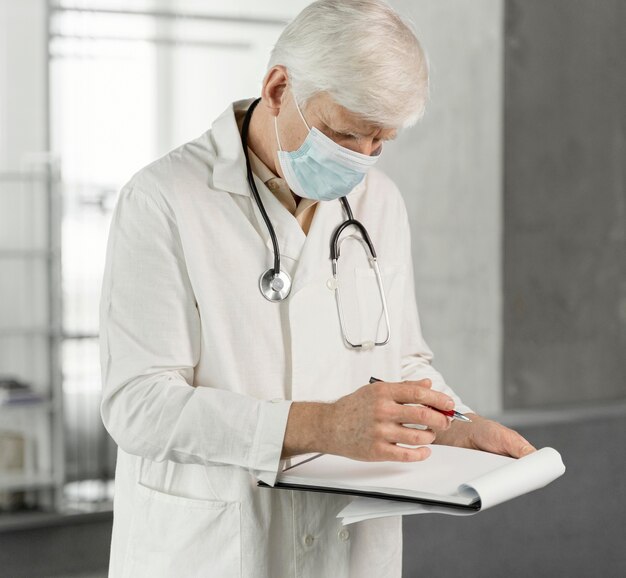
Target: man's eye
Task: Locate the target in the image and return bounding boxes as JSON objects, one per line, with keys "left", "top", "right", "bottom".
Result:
{"left": 329, "top": 128, "right": 355, "bottom": 139}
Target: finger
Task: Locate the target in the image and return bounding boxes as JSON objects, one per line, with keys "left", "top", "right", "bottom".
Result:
{"left": 391, "top": 382, "right": 455, "bottom": 412}
{"left": 516, "top": 441, "right": 537, "bottom": 457}
{"left": 387, "top": 424, "right": 437, "bottom": 447}
{"left": 395, "top": 404, "right": 450, "bottom": 430}
{"left": 379, "top": 444, "right": 432, "bottom": 463}
{"left": 389, "top": 378, "right": 432, "bottom": 389}
{"left": 405, "top": 378, "right": 432, "bottom": 388}
{"left": 506, "top": 432, "right": 538, "bottom": 458}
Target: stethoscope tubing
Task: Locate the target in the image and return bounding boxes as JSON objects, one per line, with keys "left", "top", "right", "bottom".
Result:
{"left": 240, "top": 97, "right": 378, "bottom": 290}
{"left": 241, "top": 97, "right": 282, "bottom": 277}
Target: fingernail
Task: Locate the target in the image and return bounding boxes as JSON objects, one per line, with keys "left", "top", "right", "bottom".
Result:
{"left": 446, "top": 400, "right": 454, "bottom": 410}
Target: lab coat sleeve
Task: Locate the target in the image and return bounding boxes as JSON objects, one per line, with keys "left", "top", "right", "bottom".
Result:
{"left": 99, "top": 182, "right": 291, "bottom": 487}
{"left": 397, "top": 197, "right": 475, "bottom": 416}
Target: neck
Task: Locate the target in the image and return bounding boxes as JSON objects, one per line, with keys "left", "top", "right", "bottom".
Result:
{"left": 246, "top": 101, "right": 280, "bottom": 177}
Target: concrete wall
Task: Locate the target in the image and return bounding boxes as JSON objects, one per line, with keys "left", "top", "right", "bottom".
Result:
{"left": 404, "top": 407, "right": 626, "bottom": 578}
{"left": 503, "top": 0, "right": 626, "bottom": 408}
{"left": 383, "top": 0, "right": 504, "bottom": 415}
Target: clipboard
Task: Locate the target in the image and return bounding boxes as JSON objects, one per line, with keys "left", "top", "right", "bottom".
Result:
{"left": 257, "top": 479, "right": 482, "bottom": 511}
{"left": 257, "top": 445, "right": 565, "bottom": 516}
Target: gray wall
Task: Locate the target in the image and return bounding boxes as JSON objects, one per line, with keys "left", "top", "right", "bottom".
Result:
{"left": 395, "top": 2, "right": 626, "bottom": 576}
{"left": 503, "top": 0, "right": 626, "bottom": 408}
{"left": 386, "top": 0, "right": 626, "bottom": 413}
{"left": 403, "top": 407, "right": 626, "bottom": 578}
{"left": 384, "top": 0, "right": 504, "bottom": 415}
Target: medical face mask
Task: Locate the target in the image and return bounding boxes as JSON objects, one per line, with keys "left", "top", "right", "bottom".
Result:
{"left": 274, "top": 95, "right": 382, "bottom": 201}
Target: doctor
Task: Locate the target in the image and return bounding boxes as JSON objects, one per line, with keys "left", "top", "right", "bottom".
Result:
{"left": 99, "top": 1, "right": 536, "bottom": 576}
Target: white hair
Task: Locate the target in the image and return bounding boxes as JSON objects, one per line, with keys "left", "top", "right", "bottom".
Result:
{"left": 267, "top": 0, "right": 429, "bottom": 129}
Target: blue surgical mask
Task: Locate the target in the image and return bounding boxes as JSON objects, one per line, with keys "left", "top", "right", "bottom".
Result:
{"left": 274, "top": 93, "right": 382, "bottom": 201}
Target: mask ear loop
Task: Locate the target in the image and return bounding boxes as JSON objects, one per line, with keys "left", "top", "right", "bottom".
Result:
{"left": 274, "top": 89, "right": 311, "bottom": 152}
{"left": 274, "top": 116, "right": 284, "bottom": 152}
{"left": 293, "top": 91, "right": 311, "bottom": 131}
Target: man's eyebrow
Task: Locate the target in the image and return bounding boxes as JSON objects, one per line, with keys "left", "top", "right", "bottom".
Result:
{"left": 332, "top": 123, "right": 374, "bottom": 136}
{"left": 316, "top": 112, "right": 359, "bottom": 133}
{"left": 317, "top": 115, "right": 349, "bottom": 133}
{"left": 318, "top": 113, "right": 397, "bottom": 139}
{"left": 345, "top": 125, "right": 398, "bottom": 140}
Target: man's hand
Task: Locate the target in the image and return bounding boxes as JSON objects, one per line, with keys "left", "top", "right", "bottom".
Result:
{"left": 432, "top": 413, "right": 537, "bottom": 458}
{"left": 282, "top": 378, "right": 453, "bottom": 462}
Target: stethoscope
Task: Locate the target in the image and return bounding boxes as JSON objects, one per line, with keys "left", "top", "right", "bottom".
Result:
{"left": 240, "top": 97, "right": 390, "bottom": 349}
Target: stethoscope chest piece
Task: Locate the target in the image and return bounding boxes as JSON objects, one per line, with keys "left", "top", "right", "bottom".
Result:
{"left": 259, "top": 268, "right": 292, "bottom": 301}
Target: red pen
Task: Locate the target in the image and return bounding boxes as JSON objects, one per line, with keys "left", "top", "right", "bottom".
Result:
{"left": 369, "top": 376, "right": 472, "bottom": 422}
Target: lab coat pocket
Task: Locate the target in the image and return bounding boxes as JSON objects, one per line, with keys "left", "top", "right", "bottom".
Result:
{"left": 124, "top": 481, "right": 241, "bottom": 578}
{"left": 354, "top": 264, "right": 407, "bottom": 346}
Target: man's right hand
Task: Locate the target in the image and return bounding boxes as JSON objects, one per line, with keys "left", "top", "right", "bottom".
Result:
{"left": 281, "top": 379, "right": 454, "bottom": 462}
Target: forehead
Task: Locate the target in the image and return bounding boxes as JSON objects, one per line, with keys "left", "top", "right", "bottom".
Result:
{"left": 307, "top": 92, "right": 397, "bottom": 136}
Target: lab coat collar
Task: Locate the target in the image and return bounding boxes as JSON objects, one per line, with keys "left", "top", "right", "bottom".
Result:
{"left": 210, "top": 97, "right": 310, "bottom": 263}
{"left": 211, "top": 97, "right": 256, "bottom": 197}
{"left": 209, "top": 97, "right": 366, "bottom": 278}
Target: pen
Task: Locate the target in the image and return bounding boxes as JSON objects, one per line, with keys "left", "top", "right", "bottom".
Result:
{"left": 369, "top": 377, "right": 472, "bottom": 423}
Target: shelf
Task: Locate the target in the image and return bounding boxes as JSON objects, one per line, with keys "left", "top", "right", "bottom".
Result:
{"left": 0, "top": 249, "right": 57, "bottom": 259}
{"left": 0, "top": 172, "right": 49, "bottom": 183}
{"left": 63, "top": 331, "right": 99, "bottom": 340}
{"left": 0, "top": 508, "right": 113, "bottom": 533}
{"left": 0, "top": 327, "right": 61, "bottom": 337}
{"left": 1, "top": 160, "right": 64, "bottom": 514}
{"left": 0, "top": 472, "right": 56, "bottom": 492}
{"left": 0, "top": 399, "right": 56, "bottom": 413}
{"left": 0, "top": 329, "right": 96, "bottom": 339}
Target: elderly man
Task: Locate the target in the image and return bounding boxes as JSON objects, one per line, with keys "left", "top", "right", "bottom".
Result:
{"left": 100, "top": 1, "right": 536, "bottom": 576}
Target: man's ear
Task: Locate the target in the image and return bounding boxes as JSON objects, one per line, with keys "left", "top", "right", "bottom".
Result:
{"left": 261, "top": 65, "right": 289, "bottom": 117}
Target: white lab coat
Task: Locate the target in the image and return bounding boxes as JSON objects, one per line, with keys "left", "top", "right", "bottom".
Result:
{"left": 99, "top": 98, "right": 473, "bottom": 578}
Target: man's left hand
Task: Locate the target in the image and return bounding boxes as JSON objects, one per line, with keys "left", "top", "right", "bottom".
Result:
{"left": 432, "top": 413, "right": 537, "bottom": 458}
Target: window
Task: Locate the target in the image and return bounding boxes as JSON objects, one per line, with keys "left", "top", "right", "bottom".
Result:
{"left": 49, "top": 0, "right": 291, "bottom": 508}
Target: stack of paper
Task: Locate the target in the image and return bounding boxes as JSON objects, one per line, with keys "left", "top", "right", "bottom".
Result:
{"left": 259, "top": 445, "right": 565, "bottom": 525}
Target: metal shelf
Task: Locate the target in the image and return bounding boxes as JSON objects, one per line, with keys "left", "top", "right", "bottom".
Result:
{"left": 0, "top": 508, "right": 113, "bottom": 533}
{"left": 0, "top": 172, "right": 49, "bottom": 183}
{"left": 0, "top": 328, "right": 93, "bottom": 338}
{"left": 0, "top": 472, "right": 56, "bottom": 492}
{"left": 0, "top": 160, "right": 65, "bottom": 511}
{"left": 0, "top": 248, "right": 57, "bottom": 259}
{"left": 0, "top": 327, "right": 61, "bottom": 337}
{"left": 0, "top": 399, "right": 56, "bottom": 414}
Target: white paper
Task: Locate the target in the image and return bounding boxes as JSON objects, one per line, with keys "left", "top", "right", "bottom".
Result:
{"left": 459, "top": 446, "right": 566, "bottom": 509}
{"left": 336, "top": 447, "right": 566, "bottom": 525}
{"left": 338, "top": 497, "right": 478, "bottom": 524}
{"left": 280, "top": 444, "right": 515, "bottom": 505}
